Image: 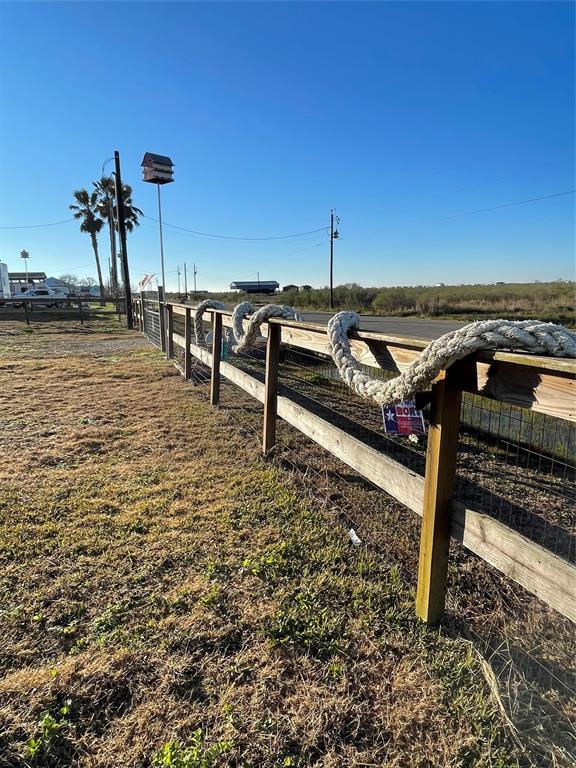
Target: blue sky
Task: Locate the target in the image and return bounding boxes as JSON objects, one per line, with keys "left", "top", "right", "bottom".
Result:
{"left": 0, "top": 1, "right": 574, "bottom": 291}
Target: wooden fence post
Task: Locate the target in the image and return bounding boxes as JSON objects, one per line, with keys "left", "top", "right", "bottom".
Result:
{"left": 263, "top": 322, "right": 281, "bottom": 454}
{"left": 415, "top": 363, "right": 465, "bottom": 625}
{"left": 210, "top": 312, "right": 223, "bottom": 405}
{"left": 140, "top": 294, "right": 145, "bottom": 333}
{"left": 184, "top": 307, "right": 192, "bottom": 379}
{"left": 166, "top": 304, "right": 174, "bottom": 359}
{"left": 158, "top": 286, "right": 166, "bottom": 353}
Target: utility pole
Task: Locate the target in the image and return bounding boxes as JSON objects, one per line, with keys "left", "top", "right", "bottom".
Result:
{"left": 183, "top": 262, "right": 188, "bottom": 298}
{"left": 177, "top": 265, "right": 181, "bottom": 295}
{"left": 329, "top": 209, "right": 340, "bottom": 310}
{"left": 193, "top": 263, "right": 197, "bottom": 297}
{"left": 114, "top": 150, "right": 133, "bottom": 328}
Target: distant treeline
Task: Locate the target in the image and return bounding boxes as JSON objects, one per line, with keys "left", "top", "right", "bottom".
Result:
{"left": 192, "top": 281, "right": 574, "bottom": 325}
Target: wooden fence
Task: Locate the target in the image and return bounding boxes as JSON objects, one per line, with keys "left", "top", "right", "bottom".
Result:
{"left": 132, "top": 298, "right": 576, "bottom": 626}
{"left": 0, "top": 296, "right": 124, "bottom": 325}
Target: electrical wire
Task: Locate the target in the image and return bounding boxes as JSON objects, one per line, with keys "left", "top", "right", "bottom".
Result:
{"left": 0, "top": 217, "right": 76, "bottom": 229}
{"left": 141, "top": 214, "right": 328, "bottom": 241}
{"left": 2, "top": 188, "right": 570, "bottom": 233}
{"left": 435, "top": 190, "right": 575, "bottom": 221}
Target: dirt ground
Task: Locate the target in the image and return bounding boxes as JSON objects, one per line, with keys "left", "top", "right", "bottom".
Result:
{"left": 0, "top": 315, "right": 571, "bottom": 767}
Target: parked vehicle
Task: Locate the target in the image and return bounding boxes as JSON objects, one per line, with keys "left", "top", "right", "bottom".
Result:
{"left": 10, "top": 286, "right": 64, "bottom": 308}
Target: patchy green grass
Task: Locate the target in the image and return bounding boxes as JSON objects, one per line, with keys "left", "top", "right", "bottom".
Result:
{"left": 0, "top": 324, "right": 535, "bottom": 767}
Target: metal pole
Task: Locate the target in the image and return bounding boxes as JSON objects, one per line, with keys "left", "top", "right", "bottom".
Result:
{"left": 184, "top": 262, "right": 188, "bottom": 297}
{"left": 329, "top": 209, "right": 334, "bottom": 310}
{"left": 157, "top": 183, "right": 166, "bottom": 296}
{"left": 113, "top": 150, "right": 133, "bottom": 329}
{"left": 177, "top": 265, "right": 181, "bottom": 295}
{"left": 193, "top": 263, "right": 197, "bottom": 297}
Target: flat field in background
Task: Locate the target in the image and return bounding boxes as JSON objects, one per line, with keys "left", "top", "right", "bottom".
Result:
{"left": 0, "top": 315, "right": 538, "bottom": 768}
{"left": 194, "top": 280, "right": 574, "bottom": 326}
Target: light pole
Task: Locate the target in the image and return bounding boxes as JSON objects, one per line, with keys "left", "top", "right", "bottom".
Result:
{"left": 329, "top": 210, "right": 340, "bottom": 309}
{"left": 20, "top": 250, "right": 30, "bottom": 286}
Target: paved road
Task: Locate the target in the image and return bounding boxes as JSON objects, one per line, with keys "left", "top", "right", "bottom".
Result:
{"left": 299, "top": 312, "right": 466, "bottom": 341}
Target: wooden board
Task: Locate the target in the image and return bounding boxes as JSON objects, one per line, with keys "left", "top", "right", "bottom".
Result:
{"left": 451, "top": 501, "right": 576, "bottom": 623}
{"left": 263, "top": 323, "right": 281, "bottom": 453}
{"left": 416, "top": 368, "right": 465, "bottom": 624}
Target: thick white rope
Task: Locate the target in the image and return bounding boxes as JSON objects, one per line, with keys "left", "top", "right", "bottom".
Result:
{"left": 230, "top": 302, "right": 300, "bottom": 352}
{"left": 327, "top": 312, "right": 576, "bottom": 406}
{"left": 193, "top": 300, "right": 225, "bottom": 345}
{"left": 190, "top": 300, "right": 575, "bottom": 406}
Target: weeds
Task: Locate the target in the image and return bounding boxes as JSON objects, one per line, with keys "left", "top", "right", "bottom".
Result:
{"left": 264, "top": 587, "right": 348, "bottom": 658}
{"left": 23, "top": 701, "right": 72, "bottom": 760}
{"left": 152, "top": 730, "right": 232, "bottom": 768}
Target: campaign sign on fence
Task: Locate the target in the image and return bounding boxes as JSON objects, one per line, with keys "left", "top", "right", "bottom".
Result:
{"left": 382, "top": 400, "right": 426, "bottom": 436}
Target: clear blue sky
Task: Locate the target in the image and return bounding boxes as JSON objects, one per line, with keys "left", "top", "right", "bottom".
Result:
{"left": 0, "top": 1, "right": 574, "bottom": 291}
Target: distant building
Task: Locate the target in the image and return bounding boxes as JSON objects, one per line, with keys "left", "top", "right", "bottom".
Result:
{"left": 230, "top": 280, "right": 279, "bottom": 295}
{"left": 299, "top": 284, "right": 312, "bottom": 292}
{"left": 282, "top": 284, "right": 298, "bottom": 293}
{"left": 45, "top": 277, "right": 71, "bottom": 294}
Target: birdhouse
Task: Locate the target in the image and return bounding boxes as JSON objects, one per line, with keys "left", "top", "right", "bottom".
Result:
{"left": 141, "top": 152, "right": 174, "bottom": 184}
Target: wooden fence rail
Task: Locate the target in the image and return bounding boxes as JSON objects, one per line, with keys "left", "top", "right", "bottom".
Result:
{"left": 132, "top": 298, "right": 576, "bottom": 625}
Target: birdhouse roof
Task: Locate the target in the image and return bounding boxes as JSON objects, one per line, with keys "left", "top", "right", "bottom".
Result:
{"left": 141, "top": 152, "right": 174, "bottom": 168}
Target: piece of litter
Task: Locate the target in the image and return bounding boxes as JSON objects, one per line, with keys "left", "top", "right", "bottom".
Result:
{"left": 408, "top": 433, "right": 419, "bottom": 444}
{"left": 348, "top": 528, "right": 362, "bottom": 546}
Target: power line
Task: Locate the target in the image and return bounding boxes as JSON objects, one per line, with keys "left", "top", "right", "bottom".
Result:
{"left": 0, "top": 217, "right": 76, "bottom": 229}
{"left": 2, "top": 188, "right": 571, "bottom": 234}
{"left": 435, "top": 190, "right": 575, "bottom": 221}
{"left": 141, "top": 214, "right": 327, "bottom": 241}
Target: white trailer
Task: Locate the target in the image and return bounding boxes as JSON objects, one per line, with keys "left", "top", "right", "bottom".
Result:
{"left": 0, "top": 263, "right": 11, "bottom": 299}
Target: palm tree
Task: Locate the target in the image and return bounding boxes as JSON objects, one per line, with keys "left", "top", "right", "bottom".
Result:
{"left": 69, "top": 189, "right": 105, "bottom": 302}
{"left": 94, "top": 176, "right": 143, "bottom": 294}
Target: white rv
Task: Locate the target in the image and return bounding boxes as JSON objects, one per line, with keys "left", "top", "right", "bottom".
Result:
{"left": 0, "top": 263, "right": 11, "bottom": 300}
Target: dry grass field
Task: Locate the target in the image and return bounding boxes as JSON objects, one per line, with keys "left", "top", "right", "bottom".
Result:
{"left": 0, "top": 313, "right": 568, "bottom": 767}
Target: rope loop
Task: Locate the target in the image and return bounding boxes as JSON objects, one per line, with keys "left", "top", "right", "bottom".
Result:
{"left": 327, "top": 312, "right": 576, "bottom": 406}
{"left": 230, "top": 303, "right": 300, "bottom": 352}
{"left": 193, "top": 300, "right": 225, "bottom": 345}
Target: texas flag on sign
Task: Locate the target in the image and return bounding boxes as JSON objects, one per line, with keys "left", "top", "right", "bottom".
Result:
{"left": 382, "top": 400, "right": 426, "bottom": 436}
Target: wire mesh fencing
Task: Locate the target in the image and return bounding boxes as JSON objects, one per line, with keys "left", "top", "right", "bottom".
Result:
{"left": 142, "top": 297, "right": 162, "bottom": 349}
{"left": 456, "top": 395, "right": 575, "bottom": 562}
